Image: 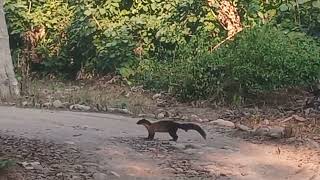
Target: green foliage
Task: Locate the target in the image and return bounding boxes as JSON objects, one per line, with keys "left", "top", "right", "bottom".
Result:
{"left": 277, "top": 0, "right": 320, "bottom": 35}
{"left": 4, "top": 0, "right": 320, "bottom": 103}
{"left": 138, "top": 26, "right": 320, "bottom": 103}
{"left": 219, "top": 26, "right": 320, "bottom": 90}
{"left": 0, "top": 159, "right": 14, "bottom": 170}
{"left": 4, "top": 0, "right": 75, "bottom": 76}
{"left": 236, "top": 0, "right": 320, "bottom": 36}
{"left": 5, "top": 0, "right": 223, "bottom": 78}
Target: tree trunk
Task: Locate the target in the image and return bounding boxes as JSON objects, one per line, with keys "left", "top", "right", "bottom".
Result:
{"left": 0, "top": 0, "right": 19, "bottom": 100}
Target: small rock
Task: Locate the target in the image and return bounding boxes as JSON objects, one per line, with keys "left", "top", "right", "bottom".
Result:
{"left": 211, "top": 119, "right": 235, "bottom": 128}
{"left": 69, "top": 104, "right": 91, "bottom": 111}
{"left": 70, "top": 175, "right": 82, "bottom": 180}
{"left": 202, "top": 118, "right": 210, "bottom": 122}
{"left": 22, "top": 101, "right": 28, "bottom": 107}
{"left": 313, "top": 136, "right": 320, "bottom": 140}
{"left": 108, "top": 108, "right": 132, "bottom": 114}
{"left": 156, "top": 99, "right": 167, "bottom": 107}
{"left": 56, "top": 172, "right": 63, "bottom": 177}
{"left": 138, "top": 113, "right": 156, "bottom": 118}
{"left": 175, "top": 168, "right": 184, "bottom": 172}
{"left": 254, "top": 127, "right": 270, "bottom": 136}
{"left": 125, "top": 92, "right": 130, "bottom": 97}
{"left": 181, "top": 115, "right": 189, "bottom": 120}
{"left": 20, "top": 161, "right": 41, "bottom": 170}
{"left": 306, "top": 138, "right": 320, "bottom": 149}
{"left": 286, "top": 137, "right": 296, "bottom": 143}
{"left": 8, "top": 102, "right": 16, "bottom": 106}
{"left": 20, "top": 162, "right": 34, "bottom": 170}
{"left": 63, "top": 102, "right": 71, "bottom": 106}
{"left": 268, "top": 127, "right": 285, "bottom": 138}
{"left": 263, "top": 119, "right": 270, "bottom": 125}
{"left": 64, "top": 141, "right": 75, "bottom": 145}
{"left": 304, "top": 108, "right": 311, "bottom": 115}
{"left": 93, "top": 172, "right": 108, "bottom": 180}
{"left": 42, "top": 102, "right": 52, "bottom": 108}
{"left": 52, "top": 100, "right": 63, "bottom": 108}
{"left": 73, "top": 165, "right": 83, "bottom": 171}
{"left": 286, "top": 110, "right": 295, "bottom": 115}
{"left": 82, "top": 162, "right": 100, "bottom": 167}
{"left": 152, "top": 93, "right": 161, "bottom": 99}
{"left": 31, "top": 163, "right": 43, "bottom": 171}
{"left": 157, "top": 112, "right": 166, "bottom": 119}
{"left": 170, "top": 143, "right": 185, "bottom": 150}
{"left": 236, "top": 124, "right": 251, "bottom": 131}
{"left": 92, "top": 107, "right": 99, "bottom": 112}
{"left": 72, "top": 86, "right": 80, "bottom": 90}
{"left": 190, "top": 114, "right": 203, "bottom": 122}
{"left": 110, "top": 171, "right": 120, "bottom": 178}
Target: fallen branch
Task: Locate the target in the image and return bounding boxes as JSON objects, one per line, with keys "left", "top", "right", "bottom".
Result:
{"left": 209, "top": 28, "right": 242, "bottom": 52}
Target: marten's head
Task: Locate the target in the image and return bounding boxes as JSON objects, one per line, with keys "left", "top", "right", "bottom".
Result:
{"left": 136, "top": 119, "right": 151, "bottom": 125}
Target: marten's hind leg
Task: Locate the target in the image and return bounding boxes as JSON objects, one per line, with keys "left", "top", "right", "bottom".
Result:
{"left": 168, "top": 128, "right": 178, "bottom": 141}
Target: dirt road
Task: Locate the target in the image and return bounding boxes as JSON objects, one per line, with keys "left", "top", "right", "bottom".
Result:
{"left": 0, "top": 106, "right": 319, "bottom": 180}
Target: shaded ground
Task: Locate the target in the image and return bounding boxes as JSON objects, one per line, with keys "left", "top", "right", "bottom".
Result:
{"left": 0, "top": 106, "right": 320, "bottom": 179}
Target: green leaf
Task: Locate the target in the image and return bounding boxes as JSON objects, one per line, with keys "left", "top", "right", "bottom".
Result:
{"left": 99, "top": 8, "right": 106, "bottom": 15}
{"left": 312, "top": 0, "right": 320, "bottom": 8}
{"left": 151, "top": 4, "right": 157, "bottom": 10}
{"left": 266, "top": 9, "right": 277, "bottom": 18}
{"left": 279, "top": 4, "right": 289, "bottom": 11}
{"left": 84, "top": 9, "right": 92, "bottom": 16}
{"left": 297, "top": 0, "right": 310, "bottom": 4}
{"left": 111, "top": 3, "right": 120, "bottom": 8}
{"left": 143, "top": 6, "right": 148, "bottom": 11}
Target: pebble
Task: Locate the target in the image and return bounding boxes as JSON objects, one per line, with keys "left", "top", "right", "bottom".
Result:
{"left": 152, "top": 93, "right": 162, "bottom": 99}
{"left": 268, "top": 127, "right": 285, "bottom": 138}
{"left": 236, "top": 124, "right": 251, "bottom": 131}
{"left": 52, "top": 100, "right": 63, "bottom": 108}
{"left": 93, "top": 172, "right": 108, "bottom": 180}
{"left": 211, "top": 119, "right": 235, "bottom": 128}
{"left": 157, "top": 112, "right": 166, "bottom": 119}
{"left": 22, "top": 101, "right": 28, "bottom": 107}
{"left": 69, "top": 104, "right": 91, "bottom": 111}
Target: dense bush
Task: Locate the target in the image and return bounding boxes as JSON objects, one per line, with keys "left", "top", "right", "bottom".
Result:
{"left": 5, "top": 0, "right": 300, "bottom": 78}
{"left": 4, "top": 0, "right": 320, "bottom": 102}
{"left": 137, "top": 26, "right": 320, "bottom": 103}
{"left": 276, "top": 0, "right": 320, "bottom": 36}
{"left": 4, "top": 0, "right": 221, "bottom": 78}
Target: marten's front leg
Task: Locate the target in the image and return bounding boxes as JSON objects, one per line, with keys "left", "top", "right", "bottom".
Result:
{"left": 168, "top": 128, "right": 178, "bottom": 141}
{"left": 146, "top": 128, "right": 155, "bottom": 140}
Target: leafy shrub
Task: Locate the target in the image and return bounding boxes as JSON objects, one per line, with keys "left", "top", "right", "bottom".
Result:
{"left": 137, "top": 25, "right": 320, "bottom": 103}
{"left": 4, "top": 0, "right": 320, "bottom": 104}
{"left": 4, "top": 0, "right": 221, "bottom": 78}
{"left": 276, "top": 0, "right": 320, "bottom": 36}
{"left": 0, "top": 159, "right": 14, "bottom": 170}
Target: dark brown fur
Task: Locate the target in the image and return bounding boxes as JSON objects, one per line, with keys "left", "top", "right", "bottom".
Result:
{"left": 136, "top": 119, "right": 206, "bottom": 141}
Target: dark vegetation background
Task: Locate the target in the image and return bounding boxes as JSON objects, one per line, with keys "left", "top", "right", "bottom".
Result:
{"left": 4, "top": 0, "right": 320, "bottom": 105}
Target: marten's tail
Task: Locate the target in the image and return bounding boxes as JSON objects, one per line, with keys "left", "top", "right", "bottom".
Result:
{"left": 177, "top": 123, "right": 206, "bottom": 139}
